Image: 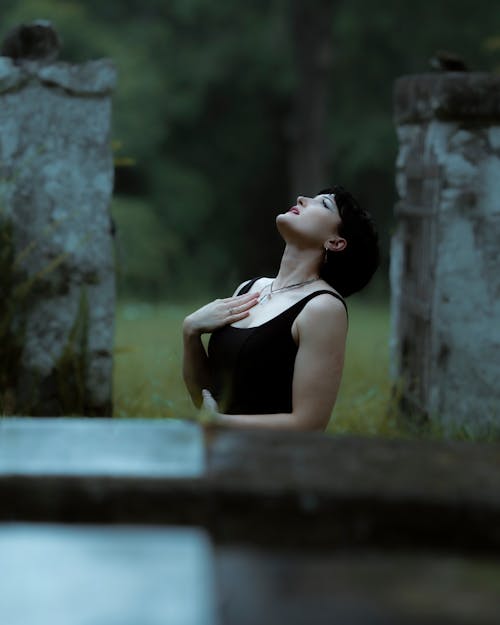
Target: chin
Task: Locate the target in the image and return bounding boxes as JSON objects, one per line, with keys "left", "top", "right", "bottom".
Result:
{"left": 275, "top": 212, "right": 288, "bottom": 227}
{"left": 275, "top": 212, "right": 295, "bottom": 238}
{"left": 276, "top": 211, "right": 293, "bottom": 223}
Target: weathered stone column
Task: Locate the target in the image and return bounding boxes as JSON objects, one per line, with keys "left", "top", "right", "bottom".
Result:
{"left": 0, "top": 56, "right": 117, "bottom": 416}
{"left": 391, "top": 72, "right": 500, "bottom": 437}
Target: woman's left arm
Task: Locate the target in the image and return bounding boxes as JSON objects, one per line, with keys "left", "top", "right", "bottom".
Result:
{"left": 205, "top": 295, "right": 348, "bottom": 431}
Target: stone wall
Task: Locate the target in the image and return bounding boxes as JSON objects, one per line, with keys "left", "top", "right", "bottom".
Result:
{"left": 391, "top": 72, "right": 500, "bottom": 437}
{"left": 0, "top": 56, "right": 117, "bottom": 416}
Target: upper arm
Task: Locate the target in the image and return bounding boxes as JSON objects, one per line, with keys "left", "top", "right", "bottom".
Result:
{"left": 292, "top": 296, "right": 348, "bottom": 430}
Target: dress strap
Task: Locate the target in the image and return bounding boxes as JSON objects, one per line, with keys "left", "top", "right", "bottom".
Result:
{"left": 236, "top": 277, "right": 260, "bottom": 295}
{"left": 292, "top": 289, "right": 348, "bottom": 319}
{"left": 237, "top": 281, "right": 347, "bottom": 317}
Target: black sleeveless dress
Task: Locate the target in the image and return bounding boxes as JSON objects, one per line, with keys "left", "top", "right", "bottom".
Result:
{"left": 207, "top": 278, "right": 347, "bottom": 414}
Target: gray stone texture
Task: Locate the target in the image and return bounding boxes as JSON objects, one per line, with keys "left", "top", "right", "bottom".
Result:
{"left": 2, "top": 424, "right": 500, "bottom": 553}
{"left": 0, "top": 417, "right": 205, "bottom": 477}
{"left": 216, "top": 546, "right": 500, "bottom": 625}
{"left": 0, "top": 56, "right": 117, "bottom": 416}
{"left": 0, "top": 524, "right": 216, "bottom": 625}
{"left": 391, "top": 72, "right": 500, "bottom": 437}
{"left": 2, "top": 425, "right": 500, "bottom": 623}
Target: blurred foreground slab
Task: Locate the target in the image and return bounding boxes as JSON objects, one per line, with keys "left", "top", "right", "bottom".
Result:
{"left": 206, "top": 429, "right": 500, "bottom": 552}
{"left": 215, "top": 546, "right": 500, "bottom": 625}
{"left": 2, "top": 420, "right": 500, "bottom": 624}
{"left": 0, "top": 417, "right": 204, "bottom": 477}
{"left": 1, "top": 421, "right": 500, "bottom": 552}
{"left": 0, "top": 523, "right": 215, "bottom": 625}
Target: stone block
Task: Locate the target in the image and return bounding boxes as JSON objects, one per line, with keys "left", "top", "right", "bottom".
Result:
{"left": 0, "top": 523, "right": 216, "bottom": 625}
{"left": 391, "top": 72, "right": 500, "bottom": 435}
{"left": 216, "top": 545, "right": 500, "bottom": 625}
{"left": 0, "top": 417, "right": 205, "bottom": 477}
{"left": 205, "top": 431, "right": 500, "bottom": 551}
{"left": 2, "top": 427, "right": 500, "bottom": 554}
{"left": 394, "top": 72, "right": 500, "bottom": 123}
{"left": 0, "top": 55, "right": 117, "bottom": 416}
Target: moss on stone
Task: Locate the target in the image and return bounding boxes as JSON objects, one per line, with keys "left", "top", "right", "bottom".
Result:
{"left": 0, "top": 217, "right": 93, "bottom": 416}
{"left": 54, "top": 286, "right": 90, "bottom": 416}
{"left": 0, "top": 220, "right": 28, "bottom": 415}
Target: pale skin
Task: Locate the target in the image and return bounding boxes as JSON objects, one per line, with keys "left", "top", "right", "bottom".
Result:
{"left": 182, "top": 193, "right": 348, "bottom": 431}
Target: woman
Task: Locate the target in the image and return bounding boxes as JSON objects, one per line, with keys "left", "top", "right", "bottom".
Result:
{"left": 182, "top": 185, "right": 379, "bottom": 431}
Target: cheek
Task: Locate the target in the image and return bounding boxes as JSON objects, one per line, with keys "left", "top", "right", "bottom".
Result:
{"left": 314, "top": 213, "right": 338, "bottom": 236}
{"left": 326, "top": 214, "right": 342, "bottom": 236}
{"left": 303, "top": 217, "right": 334, "bottom": 244}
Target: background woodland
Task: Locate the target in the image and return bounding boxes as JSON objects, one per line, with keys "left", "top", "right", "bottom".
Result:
{"left": 1, "top": 0, "right": 499, "bottom": 301}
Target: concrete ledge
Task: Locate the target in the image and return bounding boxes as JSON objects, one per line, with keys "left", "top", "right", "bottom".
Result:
{"left": 215, "top": 546, "right": 500, "bottom": 625}
{"left": 394, "top": 72, "right": 500, "bottom": 123}
{"left": 0, "top": 523, "right": 215, "bottom": 625}
{"left": 2, "top": 422, "right": 500, "bottom": 552}
{"left": 205, "top": 430, "right": 500, "bottom": 551}
{"left": 0, "top": 417, "right": 205, "bottom": 477}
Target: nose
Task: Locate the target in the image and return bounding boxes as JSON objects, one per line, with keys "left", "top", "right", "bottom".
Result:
{"left": 297, "top": 196, "right": 306, "bottom": 207}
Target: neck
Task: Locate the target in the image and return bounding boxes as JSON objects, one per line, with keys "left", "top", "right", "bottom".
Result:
{"left": 273, "top": 244, "right": 322, "bottom": 289}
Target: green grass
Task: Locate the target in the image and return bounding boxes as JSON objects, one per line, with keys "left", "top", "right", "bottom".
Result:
{"left": 331, "top": 298, "right": 400, "bottom": 436}
{"left": 113, "top": 300, "right": 196, "bottom": 421}
{"left": 113, "top": 297, "right": 404, "bottom": 437}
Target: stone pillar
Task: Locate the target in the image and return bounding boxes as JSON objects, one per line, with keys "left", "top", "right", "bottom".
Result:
{"left": 0, "top": 56, "right": 117, "bottom": 416}
{"left": 391, "top": 72, "right": 500, "bottom": 437}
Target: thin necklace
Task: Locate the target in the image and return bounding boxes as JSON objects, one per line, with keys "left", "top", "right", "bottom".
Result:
{"left": 258, "top": 276, "right": 320, "bottom": 304}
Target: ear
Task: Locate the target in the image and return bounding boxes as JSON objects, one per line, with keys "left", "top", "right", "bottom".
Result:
{"left": 325, "top": 236, "right": 347, "bottom": 253}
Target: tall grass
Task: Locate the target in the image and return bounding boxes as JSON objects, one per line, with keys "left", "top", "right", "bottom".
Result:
{"left": 113, "top": 297, "right": 402, "bottom": 437}
{"left": 113, "top": 300, "right": 196, "bottom": 421}
{"left": 331, "top": 298, "right": 399, "bottom": 436}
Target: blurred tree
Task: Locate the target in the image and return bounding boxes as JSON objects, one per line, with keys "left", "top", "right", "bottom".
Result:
{"left": 1, "top": 0, "right": 499, "bottom": 299}
{"left": 287, "top": 0, "right": 336, "bottom": 200}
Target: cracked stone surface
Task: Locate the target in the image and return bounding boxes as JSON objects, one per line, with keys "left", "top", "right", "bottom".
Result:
{"left": 391, "top": 73, "right": 500, "bottom": 436}
{"left": 0, "top": 55, "right": 117, "bottom": 416}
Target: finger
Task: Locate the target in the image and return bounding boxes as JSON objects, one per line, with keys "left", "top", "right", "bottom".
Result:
{"left": 198, "top": 392, "right": 216, "bottom": 425}
{"left": 223, "top": 291, "right": 260, "bottom": 304}
{"left": 198, "top": 405, "right": 215, "bottom": 426}
{"left": 202, "top": 389, "right": 218, "bottom": 412}
{"left": 227, "top": 306, "right": 251, "bottom": 318}
{"left": 228, "top": 297, "right": 260, "bottom": 314}
{"left": 229, "top": 309, "right": 251, "bottom": 318}
{"left": 235, "top": 291, "right": 260, "bottom": 301}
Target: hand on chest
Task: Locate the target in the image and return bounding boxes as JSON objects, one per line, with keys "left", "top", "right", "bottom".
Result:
{"left": 230, "top": 290, "right": 305, "bottom": 330}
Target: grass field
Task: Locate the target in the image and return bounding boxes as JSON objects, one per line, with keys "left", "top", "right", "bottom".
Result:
{"left": 113, "top": 297, "right": 404, "bottom": 437}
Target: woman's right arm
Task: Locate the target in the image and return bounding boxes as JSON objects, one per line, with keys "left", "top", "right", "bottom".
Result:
{"left": 182, "top": 320, "right": 211, "bottom": 409}
{"left": 182, "top": 289, "right": 260, "bottom": 408}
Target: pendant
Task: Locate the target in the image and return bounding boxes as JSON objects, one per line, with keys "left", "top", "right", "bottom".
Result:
{"left": 257, "top": 282, "right": 273, "bottom": 304}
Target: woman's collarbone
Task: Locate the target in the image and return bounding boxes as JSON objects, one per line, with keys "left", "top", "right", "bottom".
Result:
{"left": 232, "top": 285, "right": 327, "bottom": 329}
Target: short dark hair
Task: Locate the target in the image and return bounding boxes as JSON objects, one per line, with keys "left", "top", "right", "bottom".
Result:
{"left": 318, "top": 185, "right": 379, "bottom": 297}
